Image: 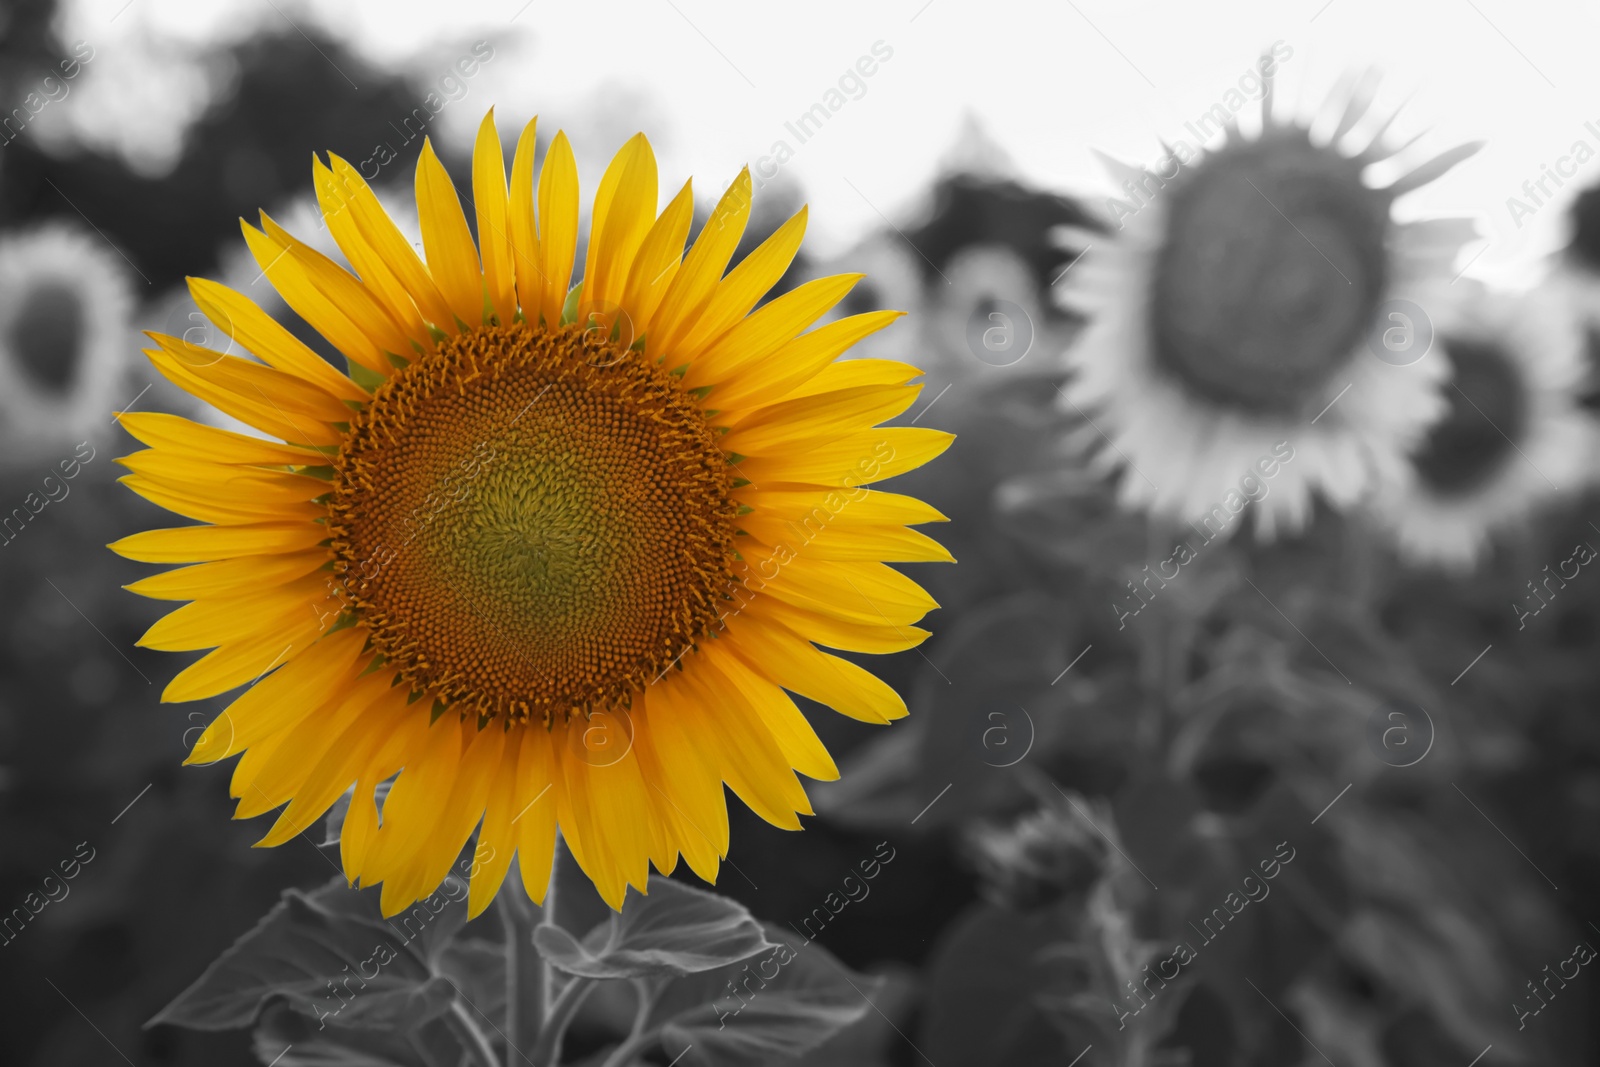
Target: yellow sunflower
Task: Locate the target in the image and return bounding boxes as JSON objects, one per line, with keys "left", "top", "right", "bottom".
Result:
{"left": 112, "top": 109, "right": 952, "bottom": 916}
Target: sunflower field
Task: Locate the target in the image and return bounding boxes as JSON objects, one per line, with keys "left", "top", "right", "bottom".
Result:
{"left": 1, "top": 3, "right": 1597, "bottom": 1066}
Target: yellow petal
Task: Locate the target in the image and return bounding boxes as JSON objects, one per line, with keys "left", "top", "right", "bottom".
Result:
{"left": 676, "top": 205, "right": 807, "bottom": 362}
{"left": 736, "top": 487, "right": 947, "bottom": 529}
{"left": 777, "top": 357, "right": 924, "bottom": 399}
{"left": 582, "top": 133, "right": 659, "bottom": 315}
{"left": 507, "top": 116, "right": 543, "bottom": 322}
{"left": 726, "top": 613, "right": 908, "bottom": 724}
{"left": 119, "top": 474, "right": 326, "bottom": 527}
{"left": 621, "top": 179, "right": 694, "bottom": 336}
{"left": 416, "top": 138, "right": 484, "bottom": 329}
{"left": 312, "top": 156, "right": 435, "bottom": 352}
{"left": 635, "top": 681, "right": 729, "bottom": 855}
{"left": 144, "top": 342, "right": 343, "bottom": 447}
{"left": 648, "top": 169, "right": 752, "bottom": 361}
{"left": 116, "top": 411, "right": 327, "bottom": 468}
{"left": 535, "top": 132, "right": 579, "bottom": 328}
{"left": 753, "top": 594, "right": 929, "bottom": 655}
{"left": 110, "top": 521, "right": 328, "bottom": 564}
{"left": 698, "top": 640, "right": 837, "bottom": 781}
{"left": 124, "top": 551, "right": 327, "bottom": 602}
{"left": 684, "top": 273, "right": 861, "bottom": 391}
{"left": 117, "top": 451, "right": 328, "bottom": 506}
{"left": 515, "top": 726, "right": 560, "bottom": 906}
{"left": 757, "top": 556, "right": 937, "bottom": 625}
{"left": 740, "top": 519, "right": 953, "bottom": 563}
{"left": 244, "top": 218, "right": 398, "bottom": 374}
{"left": 733, "top": 427, "right": 953, "bottom": 488}
{"left": 237, "top": 670, "right": 391, "bottom": 820}
{"left": 627, "top": 694, "right": 723, "bottom": 883}
{"left": 163, "top": 612, "right": 326, "bottom": 703}
{"left": 257, "top": 687, "right": 410, "bottom": 848}
{"left": 372, "top": 714, "right": 465, "bottom": 913}
{"left": 466, "top": 730, "right": 525, "bottom": 918}
{"left": 138, "top": 574, "right": 332, "bottom": 651}
{"left": 472, "top": 110, "right": 517, "bottom": 326}
{"left": 674, "top": 664, "right": 809, "bottom": 829}
{"left": 724, "top": 384, "right": 922, "bottom": 456}
{"left": 187, "top": 278, "right": 368, "bottom": 401}
{"left": 711, "top": 310, "right": 904, "bottom": 415}
{"left": 186, "top": 626, "right": 366, "bottom": 764}
{"left": 326, "top": 154, "right": 456, "bottom": 332}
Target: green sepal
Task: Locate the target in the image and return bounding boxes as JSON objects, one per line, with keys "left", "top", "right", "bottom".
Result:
{"left": 347, "top": 360, "right": 387, "bottom": 392}
{"left": 324, "top": 611, "right": 359, "bottom": 635}
{"left": 560, "top": 282, "right": 584, "bottom": 325}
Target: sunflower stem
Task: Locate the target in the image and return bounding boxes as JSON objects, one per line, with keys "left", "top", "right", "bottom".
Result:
{"left": 1136, "top": 515, "right": 1173, "bottom": 753}
{"left": 447, "top": 999, "right": 504, "bottom": 1067}
{"left": 499, "top": 863, "right": 542, "bottom": 1065}
{"left": 596, "top": 980, "right": 659, "bottom": 1067}
{"left": 542, "top": 834, "right": 570, "bottom": 1018}
{"left": 529, "top": 972, "right": 596, "bottom": 1067}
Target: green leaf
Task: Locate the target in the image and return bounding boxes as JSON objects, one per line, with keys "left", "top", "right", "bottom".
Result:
{"left": 150, "top": 874, "right": 470, "bottom": 1032}
{"left": 919, "top": 904, "right": 1089, "bottom": 1067}
{"left": 436, "top": 939, "right": 507, "bottom": 1031}
{"left": 647, "top": 923, "right": 880, "bottom": 1067}
{"left": 251, "top": 1001, "right": 462, "bottom": 1067}
{"left": 533, "top": 876, "right": 773, "bottom": 980}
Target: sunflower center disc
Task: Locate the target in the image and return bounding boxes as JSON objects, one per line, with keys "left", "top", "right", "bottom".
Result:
{"left": 13, "top": 282, "right": 86, "bottom": 392}
{"left": 330, "top": 323, "right": 738, "bottom": 724}
{"left": 1410, "top": 336, "right": 1526, "bottom": 497}
{"left": 1149, "top": 132, "right": 1390, "bottom": 415}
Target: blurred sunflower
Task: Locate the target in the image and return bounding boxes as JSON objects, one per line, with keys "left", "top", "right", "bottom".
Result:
{"left": 0, "top": 223, "right": 134, "bottom": 461}
{"left": 1058, "top": 67, "right": 1480, "bottom": 537}
{"left": 1372, "top": 284, "right": 1591, "bottom": 569}
{"left": 112, "top": 109, "right": 952, "bottom": 915}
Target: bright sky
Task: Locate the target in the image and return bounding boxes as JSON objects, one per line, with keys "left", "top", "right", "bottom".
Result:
{"left": 56, "top": 0, "right": 1600, "bottom": 277}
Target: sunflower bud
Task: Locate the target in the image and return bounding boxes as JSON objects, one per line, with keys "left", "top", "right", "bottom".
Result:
{"left": 966, "top": 795, "right": 1112, "bottom": 912}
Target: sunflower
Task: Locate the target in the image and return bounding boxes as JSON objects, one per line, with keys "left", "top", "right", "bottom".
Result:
{"left": 112, "top": 110, "right": 952, "bottom": 916}
{"left": 1056, "top": 67, "right": 1481, "bottom": 537}
{"left": 1371, "top": 282, "right": 1592, "bottom": 569}
{"left": 0, "top": 222, "right": 134, "bottom": 461}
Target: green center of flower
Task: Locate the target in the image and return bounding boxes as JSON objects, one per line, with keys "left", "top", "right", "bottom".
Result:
{"left": 1411, "top": 335, "right": 1526, "bottom": 497}
{"left": 328, "top": 323, "right": 738, "bottom": 724}
{"left": 1149, "top": 131, "right": 1390, "bottom": 415}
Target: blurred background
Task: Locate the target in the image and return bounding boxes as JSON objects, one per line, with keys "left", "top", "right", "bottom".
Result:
{"left": 3, "top": 0, "right": 1600, "bottom": 1064}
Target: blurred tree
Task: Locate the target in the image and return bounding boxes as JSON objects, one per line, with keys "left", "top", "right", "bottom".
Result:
{"left": 0, "top": 23, "right": 422, "bottom": 289}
